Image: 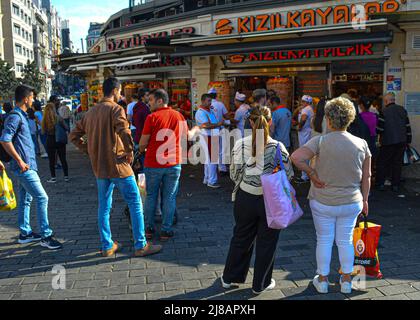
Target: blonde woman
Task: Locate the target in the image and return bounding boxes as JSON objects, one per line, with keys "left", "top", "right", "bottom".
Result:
{"left": 222, "top": 106, "right": 294, "bottom": 295}
{"left": 291, "top": 97, "right": 371, "bottom": 295}
{"left": 41, "top": 103, "right": 69, "bottom": 183}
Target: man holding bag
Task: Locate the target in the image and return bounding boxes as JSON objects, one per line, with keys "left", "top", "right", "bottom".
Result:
{"left": 0, "top": 85, "right": 63, "bottom": 250}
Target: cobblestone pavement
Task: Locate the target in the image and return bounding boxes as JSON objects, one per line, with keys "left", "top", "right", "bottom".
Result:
{"left": 0, "top": 147, "right": 420, "bottom": 300}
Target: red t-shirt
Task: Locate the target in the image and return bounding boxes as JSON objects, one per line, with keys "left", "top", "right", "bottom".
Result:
{"left": 142, "top": 108, "right": 187, "bottom": 168}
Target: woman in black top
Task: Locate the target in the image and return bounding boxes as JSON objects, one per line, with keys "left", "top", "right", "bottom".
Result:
{"left": 41, "top": 103, "right": 69, "bottom": 183}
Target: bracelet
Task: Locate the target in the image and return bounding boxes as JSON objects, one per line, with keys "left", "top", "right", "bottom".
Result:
{"left": 308, "top": 170, "right": 316, "bottom": 177}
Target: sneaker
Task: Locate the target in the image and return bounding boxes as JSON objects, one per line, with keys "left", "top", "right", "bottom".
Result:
{"left": 41, "top": 153, "right": 48, "bottom": 158}
{"left": 134, "top": 242, "right": 162, "bottom": 257}
{"left": 207, "top": 183, "right": 221, "bottom": 189}
{"left": 40, "top": 236, "right": 63, "bottom": 250}
{"left": 312, "top": 275, "right": 329, "bottom": 294}
{"left": 101, "top": 242, "right": 121, "bottom": 257}
{"left": 159, "top": 230, "right": 174, "bottom": 242}
{"left": 145, "top": 227, "right": 155, "bottom": 240}
{"left": 47, "top": 178, "right": 57, "bottom": 184}
{"left": 64, "top": 176, "right": 70, "bottom": 183}
{"left": 221, "top": 276, "right": 233, "bottom": 289}
{"left": 340, "top": 276, "right": 352, "bottom": 294}
{"left": 18, "top": 232, "right": 42, "bottom": 244}
{"left": 252, "top": 279, "right": 276, "bottom": 295}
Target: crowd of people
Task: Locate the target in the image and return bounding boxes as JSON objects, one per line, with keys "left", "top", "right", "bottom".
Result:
{"left": 0, "top": 77, "right": 414, "bottom": 297}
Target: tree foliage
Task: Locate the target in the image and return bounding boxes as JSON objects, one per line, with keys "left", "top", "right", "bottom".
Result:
{"left": 21, "top": 60, "right": 43, "bottom": 94}
{"left": 0, "top": 59, "right": 18, "bottom": 102}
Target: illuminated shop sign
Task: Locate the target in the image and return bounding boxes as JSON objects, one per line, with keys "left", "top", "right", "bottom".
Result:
{"left": 215, "top": 0, "right": 401, "bottom": 35}
{"left": 107, "top": 27, "right": 196, "bottom": 52}
{"left": 228, "top": 43, "right": 376, "bottom": 64}
{"left": 116, "top": 57, "right": 186, "bottom": 72}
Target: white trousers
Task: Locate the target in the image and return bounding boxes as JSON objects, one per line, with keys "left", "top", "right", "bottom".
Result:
{"left": 310, "top": 199, "right": 363, "bottom": 276}
{"left": 219, "top": 135, "right": 228, "bottom": 173}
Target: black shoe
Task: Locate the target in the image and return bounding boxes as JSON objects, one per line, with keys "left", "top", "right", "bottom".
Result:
{"left": 40, "top": 236, "right": 63, "bottom": 250}
{"left": 18, "top": 232, "right": 42, "bottom": 244}
{"left": 160, "top": 230, "right": 174, "bottom": 242}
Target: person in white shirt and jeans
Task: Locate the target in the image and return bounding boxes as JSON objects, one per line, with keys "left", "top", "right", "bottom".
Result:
{"left": 127, "top": 95, "right": 138, "bottom": 142}
{"left": 208, "top": 88, "right": 230, "bottom": 175}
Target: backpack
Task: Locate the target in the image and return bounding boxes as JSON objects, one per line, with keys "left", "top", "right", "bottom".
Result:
{"left": 0, "top": 112, "right": 23, "bottom": 163}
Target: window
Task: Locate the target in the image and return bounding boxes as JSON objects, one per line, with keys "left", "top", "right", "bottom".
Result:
{"left": 21, "top": 10, "right": 24, "bottom": 20}
{"left": 13, "top": 4, "right": 20, "bottom": 16}
{"left": 15, "top": 44, "right": 22, "bottom": 55}
{"left": 16, "top": 63, "right": 23, "bottom": 73}
{"left": 26, "top": 31, "right": 29, "bottom": 41}
{"left": 14, "top": 24, "right": 21, "bottom": 36}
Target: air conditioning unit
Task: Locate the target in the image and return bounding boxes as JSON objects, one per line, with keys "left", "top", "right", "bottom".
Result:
{"left": 413, "top": 35, "right": 420, "bottom": 50}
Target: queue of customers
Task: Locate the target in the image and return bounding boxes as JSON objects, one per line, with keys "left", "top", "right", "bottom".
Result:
{"left": 0, "top": 78, "right": 414, "bottom": 297}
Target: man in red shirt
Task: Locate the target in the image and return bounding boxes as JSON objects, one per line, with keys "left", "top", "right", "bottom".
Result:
{"left": 139, "top": 89, "right": 199, "bottom": 241}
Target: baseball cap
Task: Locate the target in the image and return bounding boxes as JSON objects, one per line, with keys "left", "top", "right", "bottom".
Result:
{"left": 302, "top": 95, "right": 313, "bottom": 104}
{"left": 208, "top": 88, "right": 217, "bottom": 94}
{"left": 235, "top": 92, "right": 246, "bottom": 102}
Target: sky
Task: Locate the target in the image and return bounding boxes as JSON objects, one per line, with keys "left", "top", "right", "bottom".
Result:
{"left": 53, "top": 0, "right": 127, "bottom": 53}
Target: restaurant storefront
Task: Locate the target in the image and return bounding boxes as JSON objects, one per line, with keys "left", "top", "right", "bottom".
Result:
{"left": 58, "top": 0, "right": 420, "bottom": 150}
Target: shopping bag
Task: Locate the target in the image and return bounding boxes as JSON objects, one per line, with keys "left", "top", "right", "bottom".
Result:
{"left": 0, "top": 170, "right": 17, "bottom": 211}
{"left": 261, "top": 144, "right": 303, "bottom": 229}
{"left": 407, "top": 146, "right": 420, "bottom": 164}
{"left": 353, "top": 214, "right": 383, "bottom": 279}
{"left": 137, "top": 173, "right": 147, "bottom": 207}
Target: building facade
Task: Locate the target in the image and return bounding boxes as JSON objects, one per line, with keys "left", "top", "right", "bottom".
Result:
{"left": 86, "top": 22, "right": 104, "bottom": 53}
{"left": 33, "top": 0, "right": 51, "bottom": 99}
{"left": 0, "top": 4, "right": 4, "bottom": 60}
{"left": 1, "top": 0, "right": 35, "bottom": 78}
{"left": 62, "top": 0, "right": 420, "bottom": 151}
{"left": 61, "top": 20, "right": 72, "bottom": 54}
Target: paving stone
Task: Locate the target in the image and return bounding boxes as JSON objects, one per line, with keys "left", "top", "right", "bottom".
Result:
{"left": 88, "top": 286, "right": 127, "bottom": 297}
{"left": 128, "top": 283, "right": 164, "bottom": 294}
{"left": 181, "top": 271, "right": 217, "bottom": 281}
{"left": 347, "top": 288, "right": 385, "bottom": 300}
{"left": 50, "top": 289, "right": 88, "bottom": 299}
{"left": 372, "top": 294, "right": 411, "bottom": 300}
{"left": 147, "top": 290, "right": 186, "bottom": 300}
{"left": 165, "top": 280, "right": 202, "bottom": 291}
{"left": 73, "top": 280, "right": 110, "bottom": 289}
{"left": 146, "top": 274, "right": 182, "bottom": 284}
{"left": 377, "top": 284, "right": 418, "bottom": 296}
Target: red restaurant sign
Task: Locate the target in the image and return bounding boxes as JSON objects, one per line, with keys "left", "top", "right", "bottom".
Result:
{"left": 228, "top": 43, "right": 376, "bottom": 64}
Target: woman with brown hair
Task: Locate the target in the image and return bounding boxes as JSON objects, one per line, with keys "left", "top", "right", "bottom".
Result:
{"left": 222, "top": 105, "right": 294, "bottom": 295}
{"left": 41, "top": 103, "right": 69, "bottom": 183}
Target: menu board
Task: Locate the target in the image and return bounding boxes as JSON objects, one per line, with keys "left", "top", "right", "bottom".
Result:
{"left": 296, "top": 72, "right": 328, "bottom": 99}
{"left": 266, "top": 77, "right": 292, "bottom": 108}
{"left": 406, "top": 93, "right": 420, "bottom": 116}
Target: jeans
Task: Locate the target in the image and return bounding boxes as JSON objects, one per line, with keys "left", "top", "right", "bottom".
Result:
{"left": 310, "top": 199, "right": 363, "bottom": 276}
{"left": 14, "top": 169, "right": 52, "bottom": 238}
{"left": 144, "top": 165, "right": 181, "bottom": 232}
{"left": 97, "top": 175, "right": 147, "bottom": 251}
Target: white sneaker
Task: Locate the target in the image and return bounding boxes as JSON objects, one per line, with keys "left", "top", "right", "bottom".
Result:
{"left": 221, "top": 276, "right": 233, "bottom": 289}
{"left": 41, "top": 153, "right": 48, "bottom": 158}
{"left": 252, "top": 279, "right": 276, "bottom": 295}
{"left": 207, "top": 183, "right": 221, "bottom": 189}
{"left": 47, "top": 178, "right": 57, "bottom": 184}
{"left": 340, "top": 276, "right": 352, "bottom": 294}
{"left": 312, "top": 275, "right": 329, "bottom": 294}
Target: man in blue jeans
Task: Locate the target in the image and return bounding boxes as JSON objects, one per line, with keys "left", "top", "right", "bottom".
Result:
{"left": 70, "top": 78, "right": 162, "bottom": 257}
{"left": 0, "top": 85, "right": 62, "bottom": 250}
{"left": 140, "top": 89, "right": 199, "bottom": 241}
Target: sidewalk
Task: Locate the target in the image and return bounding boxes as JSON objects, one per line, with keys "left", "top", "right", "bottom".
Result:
{"left": 0, "top": 147, "right": 420, "bottom": 300}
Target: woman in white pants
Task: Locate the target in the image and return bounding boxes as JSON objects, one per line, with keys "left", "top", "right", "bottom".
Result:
{"left": 291, "top": 97, "right": 372, "bottom": 294}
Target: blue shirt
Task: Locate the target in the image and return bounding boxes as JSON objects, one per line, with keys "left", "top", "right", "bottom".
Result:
{"left": 272, "top": 106, "right": 292, "bottom": 148}
{"left": 195, "top": 107, "right": 220, "bottom": 136}
{"left": 0, "top": 107, "right": 38, "bottom": 172}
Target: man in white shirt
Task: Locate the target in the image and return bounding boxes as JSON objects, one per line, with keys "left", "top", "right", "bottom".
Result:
{"left": 195, "top": 93, "right": 224, "bottom": 189}
{"left": 208, "top": 88, "right": 229, "bottom": 175}
{"left": 233, "top": 92, "right": 250, "bottom": 138}
{"left": 127, "top": 94, "right": 138, "bottom": 141}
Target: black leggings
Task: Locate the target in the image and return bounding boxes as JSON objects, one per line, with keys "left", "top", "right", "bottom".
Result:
{"left": 223, "top": 189, "right": 281, "bottom": 292}
{"left": 47, "top": 135, "right": 69, "bottom": 178}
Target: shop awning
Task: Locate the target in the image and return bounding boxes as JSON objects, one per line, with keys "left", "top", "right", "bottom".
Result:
{"left": 167, "top": 30, "right": 393, "bottom": 57}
